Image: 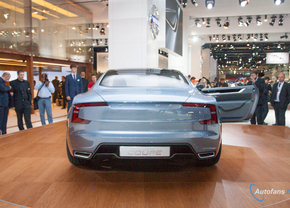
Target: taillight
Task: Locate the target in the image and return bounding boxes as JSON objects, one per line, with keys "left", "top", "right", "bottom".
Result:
{"left": 72, "top": 102, "right": 108, "bottom": 124}
{"left": 182, "top": 103, "right": 218, "bottom": 124}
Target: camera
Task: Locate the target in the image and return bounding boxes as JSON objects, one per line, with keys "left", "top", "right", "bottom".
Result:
{"left": 44, "top": 74, "right": 49, "bottom": 82}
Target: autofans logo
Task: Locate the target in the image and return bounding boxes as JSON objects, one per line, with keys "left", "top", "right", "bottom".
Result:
{"left": 250, "top": 184, "right": 289, "bottom": 202}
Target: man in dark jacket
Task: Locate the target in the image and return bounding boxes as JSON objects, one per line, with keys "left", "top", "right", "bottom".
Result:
{"left": 247, "top": 70, "right": 266, "bottom": 125}
{"left": 0, "top": 72, "right": 11, "bottom": 135}
{"left": 81, "top": 72, "right": 89, "bottom": 93}
{"left": 10, "top": 70, "right": 33, "bottom": 130}
{"left": 52, "top": 76, "right": 60, "bottom": 103}
{"left": 60, "top": 76, "right": 66, "bottom": 109}
{"left": 65, "top": 64, "right": 83, "bottom": 111}
{"left": 270, "top": 73, "right": 290, "bottom": 126}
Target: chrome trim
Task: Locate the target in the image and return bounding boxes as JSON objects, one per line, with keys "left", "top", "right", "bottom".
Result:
{"left": 198, "top": 152, "right": 215, "bottom": 159}
{"left": 74, "top": 151, "right": 92, "bottom": 159}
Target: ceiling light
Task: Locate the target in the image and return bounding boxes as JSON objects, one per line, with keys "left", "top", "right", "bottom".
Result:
{"left": 238, "top": 17, "right": 244, "bottom": 26}
{"left": 279, "top": 15, "right": 283, "bottom": 26}
{"left": 216, "top": 18, "right": 222, "bottom": 27}
{"left": 239, "top": 0, "right": 249, "bottom": 7}
{"left": 233, "top": 34, "right": 237, "bottom": 42}
{"left": 274, "top": 0, "right": 284, "bottom": 5}
{"left": 269, "top": 15, "right": 276, "bottom": 26}
{"left": 264, "top": 15, "right": 268, "bottom": 22}
{"left": 223, "top": 17, "right": 230, "bottom": 29}
{"left": 227, "top": 35, "right": 231, "bottom": 41}
{"left": 195, "top": 19, "right": 201, "bottom": 27}
{"left": 277, "top": 43, "right": 281, "bottom": 48}
{"left": 100, "top": 27, "right": 105, "bottom": 35}
{"left": 191, "top": 0, "right": 198, "bottom": 6}
{"left": 202, "top": 18, "right": 206, "bottom": 24}
{"left": 222, "top": 35, "right": 226, "bottom": 42}
{"left": 180, "top": 0, "right": 187, "bottom": 8}
{"left": 264, "top": 33, "right": 269, "bottom": 41}
{"left": 96, "top": 25, "right": 99, "bottom": 30}
{"left": 213, "top": 35, "right": 216, "bottom": 39}
{"left": 209, "top": 36, "right": 212, "bottom": 41}
{"left": 206, "top": 18, "right": 211, "bottom": 27}
{"left": 280, "top": 33, "right": 288, "bottom": 39}
{"left": 256, "top": 16, "right": 262, "bottom": 26}
{"left": 216, "top": 35, "right": 219, "bottom": 42}
{"left": 260, "top": 33, "right": 263, "bottom": 41}
{"left": 206, "top": 0, "right": 215, "bottom": 9}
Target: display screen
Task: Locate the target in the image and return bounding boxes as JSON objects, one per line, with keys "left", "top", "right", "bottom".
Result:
{"left": 266, "top": 52, "right": 289, "bottom": 64}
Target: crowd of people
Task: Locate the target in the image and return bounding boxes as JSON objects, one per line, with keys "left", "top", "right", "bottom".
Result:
{"left": 0, "top": 64, "right": 98, "bottom": 135}
{"left": 188, "top": 71, "right": 290, "bottom": 126}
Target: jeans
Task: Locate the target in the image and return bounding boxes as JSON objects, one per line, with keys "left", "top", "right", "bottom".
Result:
{"left": 38, "top": 98, "right": 53, "bottom": 125}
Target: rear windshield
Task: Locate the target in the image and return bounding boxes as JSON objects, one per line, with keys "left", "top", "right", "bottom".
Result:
{"left": 100, "top": 69, "right": 189, "bottom": 87}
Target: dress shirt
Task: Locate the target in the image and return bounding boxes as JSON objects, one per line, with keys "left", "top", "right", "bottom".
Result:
{"left": 275, "top": 81, "right": 284, "bottom": 102}
{"left": 35, "top": 82, "right": 55, "bottom": 98}
{"left": 72, "top": 73, "right": 76, "bottom": 80}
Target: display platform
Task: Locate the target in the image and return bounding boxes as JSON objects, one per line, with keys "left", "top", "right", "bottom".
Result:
{"left": 0, "top": 122, "right": 290, "bottom": 207}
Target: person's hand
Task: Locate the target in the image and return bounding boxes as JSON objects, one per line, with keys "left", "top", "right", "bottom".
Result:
{"left": 67, "top": 96, "right": 71, "bottom": 101}
{"left": 10, "top": 92, "right": 13, "bottom": 96}
{"left": 9, "top": 86, "right": 12, "bottom": 90}
{"left": 45, "top": 81, "right": 49, "bottom": 86}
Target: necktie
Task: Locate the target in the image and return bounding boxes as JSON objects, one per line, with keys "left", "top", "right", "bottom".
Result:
{"left": 278, "top": 83, "right": 281, "bottom": 88}
{"left": 73, "top": 74, "right": 76, "bottom": 80}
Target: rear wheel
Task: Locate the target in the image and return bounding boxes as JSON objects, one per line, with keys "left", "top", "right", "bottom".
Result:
{"left": 66, "top": 142, "right": 89, "bottom": 166}
{"left": 194, "top": 143, "right": 222, "bottom": 166}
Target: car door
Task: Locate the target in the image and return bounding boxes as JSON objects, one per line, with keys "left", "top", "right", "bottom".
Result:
{"left": 202, "top": 85, "right": 258, "bottom": 122}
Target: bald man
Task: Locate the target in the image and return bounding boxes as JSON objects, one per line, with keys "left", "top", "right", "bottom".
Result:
{"left": 0, "top": 72, "right": 11, "bottom": 135}
{"left": 270, "top": 73, "right": 290, "bottom": 126}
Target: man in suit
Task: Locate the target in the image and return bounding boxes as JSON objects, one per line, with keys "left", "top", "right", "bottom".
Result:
{"left": 52, "top": 76, "right": 60, "bottom": 103}
{"left": 270, "top": 73, "right": 290, "bottom": 126}
{"left": 248, "top": 70, "right": 266, "bottom": 125}
{"left": 81, "top": 72, "right": 89, "bottom": 93}
{"left": 0, "top": 72, "right": 11, "bottom": 135}
{"left": 10, "top": 70, "right": 33, "bottom": 131}
{"left": 65, "top": 64, "right": 83, "bottom": 111}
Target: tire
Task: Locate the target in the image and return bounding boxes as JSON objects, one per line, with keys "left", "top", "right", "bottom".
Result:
{"left": 194, "top": 143, "right": 222, "bottom": 167}
{"left": 66, "top": 142, "right": 89, "bottom": 166}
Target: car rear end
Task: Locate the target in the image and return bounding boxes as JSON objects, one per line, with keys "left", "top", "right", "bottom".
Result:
{"left": 66, "top": 69, "right": 221, "bottom": 164}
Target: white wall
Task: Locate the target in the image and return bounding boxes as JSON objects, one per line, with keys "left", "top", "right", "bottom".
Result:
{"left": 202, "top": 48, "right": 217, "bottom": 81}
{"left": 189, "top": 37, "right": 202, "bottom": 79}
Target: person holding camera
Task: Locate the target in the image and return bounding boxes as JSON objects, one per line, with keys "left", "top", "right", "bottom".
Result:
{"left": 34, "top": 73, "right": 55, "bottom": 125}
{"left": 10, "top": 70, "right": 33, "bottom": 131}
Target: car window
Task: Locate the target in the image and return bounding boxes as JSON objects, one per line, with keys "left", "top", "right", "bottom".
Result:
{"left": 100, "top": 69, "right": 189, "bottom": 87}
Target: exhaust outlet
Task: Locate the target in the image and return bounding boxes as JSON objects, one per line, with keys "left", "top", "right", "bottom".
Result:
{"left": 198, "top": 152, "right": 215, "bottom": 159}
{"left": 74, "top": 151, "right": 92, "bottom": 159}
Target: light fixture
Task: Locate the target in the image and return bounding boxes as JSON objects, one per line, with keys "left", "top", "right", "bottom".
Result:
{"left": 264, "top": 33, "right": 269, "bottom": 41}
{"left": 180, "top": 0, "right": 187, "bottom": 8}
{"left": 216, "top": 18, "right": 222, "bottom": 27}
{"left": 244, "top": 16, "right": 252, "bottom": 26}
{"left": 206, "top": 18, "right": 211, "bottom": 27}
{"left": 256, "top": 16, "right": 262, "bottom": 26}
{"left": 216, "top": 35, "right": 219, "bottom": 42}
{"left": 202, "top": 18, "right": 206, "bottom": 24}
{"left": 278, "top": 15, "right": 283, "bottom": 26}
{"left": 277, "top": 43, "right": 281, "bottom": 48}
{"left": 222, "top": 35, "right": 226, "bottom": 42}
{"left": 209, "top": 35, "right": 212, "bottom": 41}
{"left": 274, "top": 0, "right": 284, "bottom": 5}
{"left": 191, "top": 0, "right": 198, "bottom": 6}
{"left": 239, "top": 0, "right": 249, "bottom": 7}
{"left": 260, "top": 33, "right": 263, "bottom": 41}
{"left": 195, "top": 19, "right": 201, "bottom": 27}
{"left": 100, "top": 27, "right": 105, "bottom": 35}
{"left": 223, "top": 17, "right": 229, "bottom": 29}
{"left": 227, "top": 35, "right": 231, "bottom": 41}
{"left": 238, "top": 17, "right": 243, "bottom": 26}
{"left": 96, "top": 25, "right": 99, "bottom": 30}
{"left": 269, "top": 15, "right": 276, "bottom": 26}
{"left": 205, "top": 0, "right": 215, "bottom": 9}
{"left": 264, "top": 15, "right": 268, "bottom": 22}
{"left": 106, "top": 24, "right": 109, "bottom": 28}
{"left": 233, "top": 34, "right": 237, "bottom": 41}
{"left": 280, "top": 33, "right": 288, "bottom": 39}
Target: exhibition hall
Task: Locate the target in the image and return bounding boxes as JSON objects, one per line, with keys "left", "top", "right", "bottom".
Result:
{"left": 0, "top": 0, "right": 290, "bottom": 207}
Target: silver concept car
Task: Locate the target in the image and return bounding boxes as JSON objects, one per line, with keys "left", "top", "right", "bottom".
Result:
{"left": 66, "top": 69, "right": 258, "bottom": 166}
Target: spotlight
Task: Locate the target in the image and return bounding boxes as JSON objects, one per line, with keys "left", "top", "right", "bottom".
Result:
{"left": 213, "top": 35, "right": 216, "bottom": 40}
{"left": 206, "top": 18, "right": 211, "bottom": 27}
{"left": 96, "top": 25, "right": 99, "bottom": 30}
{"left": 227, "top": 35, "right": 231, "bottom": 41}
{"left": 277, "top": 43, "right": 281, "bottom": 48}
{"left": 216, "top": 18, "right": 222, "bottom": 27}
{"left": 279, "top": 15, "right": 283, "bottom": 26}
{"left": 238, "top": 17, "right": 243, "bottom": 26}
{"left": 238, "top": 34, "right": 242, "bottom": 41}
{"left": 264, "top": 15, "right": 268, "bottom": 22}
{"left": 209, "top": 36, "right": 212, "bottom": 41}
{"left": 244, "top": 16, "right": 252, "bottom": 26}
{"left": 191, "top": 0, "right": 198, "bottom": 6}
{"left": 260, "top": 33, "right": 263, "bottom": 41}
{"left": 202, "top": 18, "right": 206, "bottom": 24}
{"left": 233, "top": 34, "right": 237, "bottom": 42}
{"left": 239, "top": 0, "right": 249, "bottom": 7}
{"left": 246, "top": 34, "right": 251, "bottom": 41}
{"left": 256, "top": 16, "right": 262, "bottom": 26}
{"left": 269, "top": 15, "right": 276, "bottom": 26}
{"left": 222, "top": 35, "right": 226, "bottom": 42}
{"left": 195, "top": 19, "right": 201, "bottom": 27}
{"left": 223, "top": 17, "right": 230, "bottom": 29}
{"left": 216, "top": 35, "right": 219, "bottom": 42}
{"left": 264, "top": 33, "right": 269, "bottom": 41}
{"left": 100, "top": 27, "right": 105, "bottom": 35}
{"left": 254, "top": 33, "right": 258, "bottom": 41}
{"left": 180, "top": 0, "right": 187, "bottom": 8}
{"left": 280, "top": 33, "right": 288, "bottom": 39}
{"left": 205, "top": 0, "right": 215, "bottom": 9}
{"left": 274, "top": 0, "right": 284, "bottom": 5}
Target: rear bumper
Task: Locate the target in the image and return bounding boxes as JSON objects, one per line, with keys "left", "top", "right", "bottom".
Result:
{"left": 67, "top": 127, "right": 221, "bottom": 160}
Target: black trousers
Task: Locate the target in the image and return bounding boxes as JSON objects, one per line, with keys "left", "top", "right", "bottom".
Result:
{"left": 0, "top": 106, "right": 9, "bottom": 135}
{"left": 251, "top": 104, "right": 264, "bottom": 125}
{"left": 53, "top": 91, "right": 59, "bottom": 103}
{"left": 16, "top": 107, "right": 33, "bottom": 130}
{"left": 262, "top": 102, "right": 269, "bottom": 121}
{"left": 273, "top": 102, "right": 287, "bottom": 126}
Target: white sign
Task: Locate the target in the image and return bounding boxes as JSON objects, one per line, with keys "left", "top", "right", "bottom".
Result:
{"left": 266, "top": 52, "right": 289, "bottom": 64}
